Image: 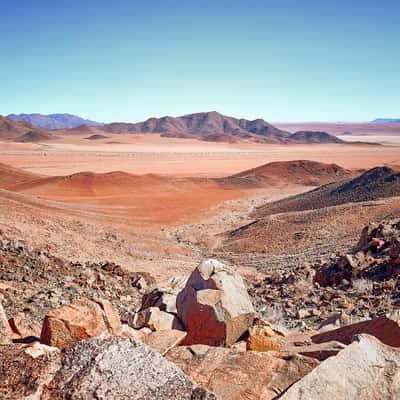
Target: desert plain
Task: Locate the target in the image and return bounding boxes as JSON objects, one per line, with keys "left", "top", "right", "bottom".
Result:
{"left": 1, "top": 124, "right": 400, "bottom": 281}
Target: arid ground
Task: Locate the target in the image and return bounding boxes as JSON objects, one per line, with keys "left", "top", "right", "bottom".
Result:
{"left": 1, "top": 129, "right": 399, "bottom": 281}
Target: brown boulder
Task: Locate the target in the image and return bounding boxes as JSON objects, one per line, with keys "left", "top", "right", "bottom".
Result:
{"left": 246, "top": 321, "right": 286, "bottom": 352}
{"left": 312, "top": 315, "right": 400, "bottom": 347}
{"left": 166, "top": 344, "right": 318, "bottom": 399}
{"left": 0, "top": 342, "right": 61, "bottom": 399}
{"left": 177, "top": 259, "right": 255, "bottom": 346}
{"left": 40, "top": 298, "right": 122, "bottom": 348}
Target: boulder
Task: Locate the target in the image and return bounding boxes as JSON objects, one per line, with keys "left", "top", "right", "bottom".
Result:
{"left": 246, "top": 322, "right": 286, "bottom": 352}
{"left": 141, "top": 275, "right": 188, "bottom": 314}
{"left": 96, "top": 298, "right": 122, "bottom": 335}
{"left": 281, "top": 334, "right": 400, "bottom": 399}
{"left": 177, "top": 259, "right": 255, "bottom": 346}
{"left": 0, "top": 295, "right": 11, "bottom": 344}
{"left": 134, "top": 306, "right": 184, "bottom": 331}
{"left": 312, "top": 315, "right": 400, "bottom": 347}
{"left": 143, "top": 329, "right": 187, "bottom": 355}
{"left": 9, "top": 312, "right": 41, "bottom": 339}
{"left": 42, "top": 336, "right": 216, "bottom": 399}
{"left": 40, "top": 298, "right": 122, "bottom": 348}
{"left": 166, "top": 344, "right": 318, "bottom": 400}
{"left": 0, "top": 342, "right": 61, "bottom": 399}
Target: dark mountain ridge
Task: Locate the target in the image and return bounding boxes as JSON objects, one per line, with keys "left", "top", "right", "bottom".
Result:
{"left": 252, "top": 166, "right": 400, "bottom": 218}
{"left": 98, "top": 111, "right": 346, "bottom": 144}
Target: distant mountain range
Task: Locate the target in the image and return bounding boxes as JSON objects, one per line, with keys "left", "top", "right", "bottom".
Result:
{"left": 97, "top": 111, "right": 346, "bottom": 144}
{"left": 372, "top": 118, "right": 400, "bottom": 123}
{"left": 1, "top": 111, "right": 352, "bottom": 144}
{"left": 0, "top": 115, "right": 58, "bottom": 142}
{"left": 7, "top": 113, "right": 103, "bottom": 130}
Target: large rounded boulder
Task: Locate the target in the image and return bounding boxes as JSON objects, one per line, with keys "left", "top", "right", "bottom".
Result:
{"left": 177, "top": 259, "right": 255, "bottom": 346}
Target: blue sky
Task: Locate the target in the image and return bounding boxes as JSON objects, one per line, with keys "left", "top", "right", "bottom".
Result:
{"left": 1, "top": 0, "right": 399, "bottom": 122}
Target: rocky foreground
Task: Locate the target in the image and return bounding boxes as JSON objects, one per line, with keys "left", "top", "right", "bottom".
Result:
{"left": 1, "top": 220, "right": 400, "bottom": 399}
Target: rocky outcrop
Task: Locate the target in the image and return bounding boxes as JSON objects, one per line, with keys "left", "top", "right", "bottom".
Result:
{"left": 312, "top": 315, "right": 400, "bottom": 347}
{"left": 0, "top": 235, "right": 145, "bottom": 327}
{"left": 42, "top": 336, "right": 216, "bottom": 399}
{"left": 281, "top": 334, "right": 400, "bottom": 399}
{"left": 0, "top": 342, "right": 61, "bottom": 399}
{"left": 40, "top": 298, "right": 122, "bottom": 348}
{"left": 177, "top": 259, "right": 255, "bottom": 346}
{"left": 166, "top": 344, "right": 318, "bottom": 400}
{"left": 315, "top": 219, "right": 400, "bottom": 286}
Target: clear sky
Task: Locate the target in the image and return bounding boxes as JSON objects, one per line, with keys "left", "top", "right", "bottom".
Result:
{"left": 1, "top": 0, "right": 399, "bottom": 122}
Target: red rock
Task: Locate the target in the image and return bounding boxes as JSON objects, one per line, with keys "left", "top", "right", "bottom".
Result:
{"left": 312, "top": 315, "right": 400, "bottom": 347}
{"left": 40, "top": 298, "right": 121, "bottom": 348}
{"left": 177, "top": 259, "right": 255, "bottom": 347}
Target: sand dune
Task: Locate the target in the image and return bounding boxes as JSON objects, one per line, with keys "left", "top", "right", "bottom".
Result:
{"left": 0, "top": 162, "right": 43, "bottom": 189}
{"left": 1, "top": 160, "right": 354, "bottom": 226}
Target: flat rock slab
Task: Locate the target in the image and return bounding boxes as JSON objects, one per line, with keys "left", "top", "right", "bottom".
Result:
{"left": 312, "top": 315, "right": 400, "bottom": 347}
{"left": 281, "top": 334, "right": 400, "bottom": 400}
{"left": 143, "top": 329, "right": 187, "bottom": 355}
{"left": 166, "top": 344, "right": 318, "bottom": 400}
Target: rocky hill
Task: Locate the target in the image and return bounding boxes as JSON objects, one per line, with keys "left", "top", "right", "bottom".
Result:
{"left": 219, "top": 160, "right": 354, "bottom": 188}
{"left": 14, "top": 130, "right": 56, "bottom": 143}
{"left": 0, "top": 116, "right": 57, "bottom": 142}
{"left": 253, "top": 166, "right": 400, "bottom": 218}
{"left": 289, "top": 130, "right": 345, "bottom": 144}
{"left": 7, "top": 113, "right": 103, "bottom": 130}
{"left": 96, "top": 111, "right": 346, "bottom": 144}
{"left": 2, "top": 228, "right": 400, "bottom": 399}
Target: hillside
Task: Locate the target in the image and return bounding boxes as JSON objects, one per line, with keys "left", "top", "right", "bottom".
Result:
{"left": 96, "top": 111, "right": 346, "bottom": 144}
{"left": 14, "top": 130, "right": 56, "bottom": 143}
{"left": 218, "top": 160, "right": 354, "bottom": 188}
{"left": 0, "top": 115, "right": 55, "bottom": 141}
{"left": 7, "top": 113, "right": 103, "bottom": 129}
{"left": 289, "top": 131, "right": 345, "bottom": 144}
{"left": 0, "top": 162, "right": 42, "bottom": 189}
{"left": 252, "top": 166, "right": 400, "bottom": 218}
